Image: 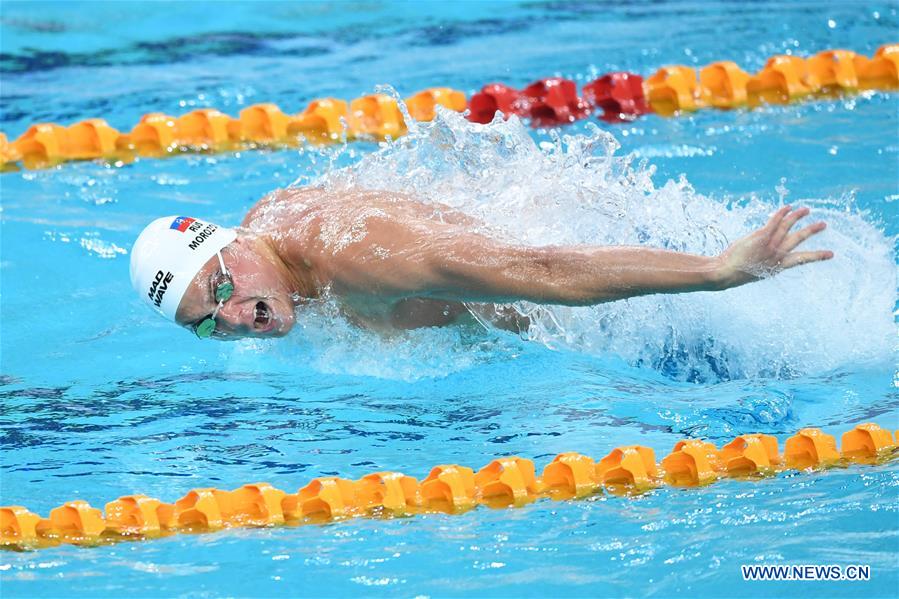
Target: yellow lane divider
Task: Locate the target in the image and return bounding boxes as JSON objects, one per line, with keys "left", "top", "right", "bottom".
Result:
{"left": 2, "top": 423, "right": 896, "bottom": 551}
{"left": 0, "top": 87, "right": 466, "bottom": 171}
{"left": 0, "top": 45, "right": 895, "bottom": 171}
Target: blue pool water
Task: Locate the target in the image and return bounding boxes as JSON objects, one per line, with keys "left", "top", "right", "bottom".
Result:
{"left": 1, "top": 1, "right": 897, "bottom": 597}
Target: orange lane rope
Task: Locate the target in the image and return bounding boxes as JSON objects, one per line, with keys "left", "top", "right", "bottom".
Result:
{"left": 2, "top": 422, "right": 896, "bottom": 551}
{"left": 0, "top": 88, "right": 466, "bottom": 171}
{"left": 0, "top": 45, "right": 895, "bottom": 172}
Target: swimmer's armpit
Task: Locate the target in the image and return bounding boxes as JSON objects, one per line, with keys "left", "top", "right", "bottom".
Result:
{"left": 418, "top": 206, "right": 832, "bottom": 305}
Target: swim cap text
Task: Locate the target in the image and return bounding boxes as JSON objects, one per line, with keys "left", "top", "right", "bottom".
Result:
{"left": 148, "top": 270, "right": 174, "bottom": 307}
{"left": 188, "top": 223, "right": 219, "bottom": 250}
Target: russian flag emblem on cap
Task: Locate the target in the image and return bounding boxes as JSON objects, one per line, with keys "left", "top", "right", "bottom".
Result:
{"left": 170, "top": 216, "right": 196, "bottom": 232}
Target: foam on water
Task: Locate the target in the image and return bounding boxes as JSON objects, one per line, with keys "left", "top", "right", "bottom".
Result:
{"left": 240, "top": 296, "right": 522, "bottom": 381}
{"left": 269, "top": 103, "right": 897, "bottom": 383}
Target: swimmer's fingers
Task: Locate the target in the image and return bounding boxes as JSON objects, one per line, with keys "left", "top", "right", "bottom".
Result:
{"left": 783, "top": 221, "right": 827, "bottom": 251}
{"left": 782, "top": 249, "right": 834, "bottom": 269}
{"left": 763, "top": 205, "right": 792, "bottom": 235}
{"left": 772, "top": 206, "right": 810, "bottom": 247}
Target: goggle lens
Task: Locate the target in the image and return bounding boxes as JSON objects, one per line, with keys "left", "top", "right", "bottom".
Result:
{"left": 195, "top": 318, "right": 217, "bottom": 338}
{"left": 215, "top": 281, "right": 234, "bottom": 303}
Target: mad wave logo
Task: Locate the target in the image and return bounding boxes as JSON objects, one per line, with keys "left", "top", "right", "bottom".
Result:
{"left": 170, "top": 216, "right": 196, "bottom": 232}
{"left": 148, "top": 270, "right": 174, "bottom": 307}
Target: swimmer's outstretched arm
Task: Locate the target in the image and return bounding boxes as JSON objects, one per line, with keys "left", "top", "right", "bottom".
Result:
{"left": 419, "top": 206, "right": 833, "bottom": 305}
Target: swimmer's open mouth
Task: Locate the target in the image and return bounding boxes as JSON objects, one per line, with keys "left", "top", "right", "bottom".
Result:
{"left": 254, "top": 301, "right": 272, "bottom": 330}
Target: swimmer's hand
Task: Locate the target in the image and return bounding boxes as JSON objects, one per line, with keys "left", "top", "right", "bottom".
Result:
{"left": 713, "top": 205, "right": 833, "bottom": 289}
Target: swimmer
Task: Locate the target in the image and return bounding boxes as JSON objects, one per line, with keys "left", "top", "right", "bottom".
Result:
{"left": 130, "top": 187, "right": 833, "bottom": 339}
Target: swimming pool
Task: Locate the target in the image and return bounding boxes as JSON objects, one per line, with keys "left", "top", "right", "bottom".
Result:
{"left": 1, "top": 0, "right": 897, "bottom": 596}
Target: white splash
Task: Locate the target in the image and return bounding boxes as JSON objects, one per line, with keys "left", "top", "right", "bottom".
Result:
{"left": 254, "top": 295, "right": 519, "bottom": 381}
{"left": 285, "top": 104, "right": 896, "bottom": 382}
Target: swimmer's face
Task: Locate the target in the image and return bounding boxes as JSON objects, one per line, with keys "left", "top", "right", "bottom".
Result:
{"left": 175, "top": 239, "right": 296, "bottom": 340}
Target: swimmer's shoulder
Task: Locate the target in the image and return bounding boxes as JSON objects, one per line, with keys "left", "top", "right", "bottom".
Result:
{"left": 241, "top": 187, "right": 323, "bottom": 228}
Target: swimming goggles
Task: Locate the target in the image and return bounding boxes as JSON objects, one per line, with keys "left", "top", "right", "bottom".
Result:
{"left": 194, "top": 251, "right": 234, "bottom": 339}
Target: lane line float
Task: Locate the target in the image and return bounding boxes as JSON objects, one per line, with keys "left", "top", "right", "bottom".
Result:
{"left": 2, "top": 422, "right": 896, "bottom": 551}
{"left": 1, "top": 45, "right": 895, "bottom": 172}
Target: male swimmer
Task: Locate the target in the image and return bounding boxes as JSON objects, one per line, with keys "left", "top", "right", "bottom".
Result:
{"left": 130, "top": 187, "right": 833, "bottom": 339}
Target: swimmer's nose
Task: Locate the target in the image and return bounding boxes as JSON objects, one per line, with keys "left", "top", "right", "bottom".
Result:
{"left": 214, "top": 301, "right": 254, "bottom": 335}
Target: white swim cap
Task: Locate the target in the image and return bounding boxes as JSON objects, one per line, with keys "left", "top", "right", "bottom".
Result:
{"left": 130, "top": 216, "right": 238, "bottom": 321}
